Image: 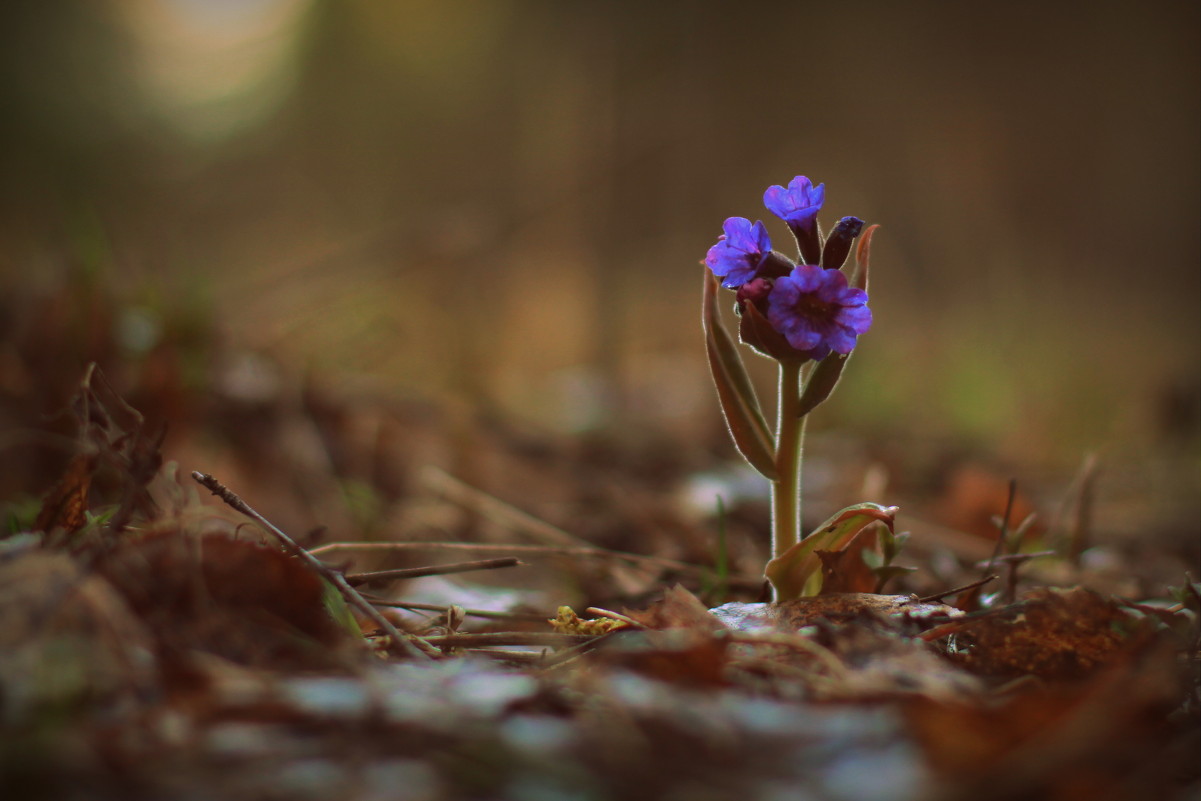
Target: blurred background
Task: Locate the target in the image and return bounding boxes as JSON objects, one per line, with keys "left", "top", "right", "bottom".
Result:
{"left": 0, "top": 1, "right": 1197, "bottom": 565}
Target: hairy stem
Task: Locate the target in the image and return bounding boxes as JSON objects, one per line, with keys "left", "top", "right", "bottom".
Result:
{"left": 771, "top": 361, "right": 807, "bottom": 560}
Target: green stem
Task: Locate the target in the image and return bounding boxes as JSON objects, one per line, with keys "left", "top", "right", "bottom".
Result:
{"left": 771, "top": 361, "right": 807, "bottom": 560}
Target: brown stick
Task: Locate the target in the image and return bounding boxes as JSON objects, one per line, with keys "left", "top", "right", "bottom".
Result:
{"left": 345, "top": 557, "right": 523, "bottom": 586}
{"left": 312, "top": 540, "right": 735, "bottom": 580}
{"left": 917, "top": 574, "right": 998, "bottom": 604}
{"left": 361, "top": 598, "right": 549, "bottom": 623}
{"left": 420, "top": 632, "right": 594, "bottom": 648}
{"left": 191, "top": 471, "right": 433, "bottom": 660}
{"left": 419, "top": 466, "right": 591, "bottom": 547}
{"left": 462, "top": 649, "right": 550, "bottom": 664}
{"left": 537, "top": 628, "right": 629, "bottom": 671}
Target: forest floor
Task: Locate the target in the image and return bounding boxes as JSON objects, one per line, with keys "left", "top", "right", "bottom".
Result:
{"left": 1, "top": 343, "right": 1198, "bottom": 801}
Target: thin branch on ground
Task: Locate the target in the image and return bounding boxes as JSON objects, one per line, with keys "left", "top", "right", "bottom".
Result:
{"left": 362, "top": 597, "right": 550, "bottom": 623}
{"left": 979, "top": 550, "right": 1056, "bottom": 604}
{"left": 585, "top": 607, "right": 648, "bottom": 629}
{"left": 985, "top": 478, "right": 1019, "bottom": 575}
{"left": 419, "top": 466, "right": 671, "bottom": 591}
{"left": 419, "top": 465, "right": 593, "bottom": 547}
{"left": 419, "top": 632, "right": 594, "bottom": 648}
{"left": 462, "top": 649, "right": 550, "bottom": 664}
{"left": 191, "top": 471, "right": 434, "bottom": 661}
{"left": 538, "top": 628, "right": 630, "bottom": 672}
{"left": 345, "top": 557, "right": 523, "bottom": 586}
{"left": 311, "top": 540, "right": 761, "bottom": 588}
{"left": 917, "top": 574, "right": 999, "bottom": 603}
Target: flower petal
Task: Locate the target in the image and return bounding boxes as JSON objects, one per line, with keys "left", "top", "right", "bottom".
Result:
{"left": 751, "top": 220, "right": 772, "bottom": 253}
{"left": 837, "top": 304, "right": 873, "bottom": 333}
{"left": 838, "top": 287, "right": 869, "bottom": 306}
{"left": 722, "top": 217, "right": 755, "bottom": 249}
{"left": 826, "top": 325, "right": 859, "bottom": 354}
{"left": 784, "top": 323, "right": 823, "bottom": 352}
{"left": 762, "top": 185, "right": 791, "bottom": 220}
{"left": 764, "top": 260, "right": 872, "bottom": 359}
{"left": 763, "top": 176, "right": 825, "bottom": 223}
{"left": 789, "top": 264, "right": 825, "bottom": 293}
{"left": 705, "top": 218, "right": 771, "bottom": 288}
{"left": 807, "top": 343, "right": 832, "bottom": 361}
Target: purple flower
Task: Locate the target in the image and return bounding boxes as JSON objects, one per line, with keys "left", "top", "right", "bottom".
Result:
{"left": 763, "top": 176, "right": 825, "bottom": 227}
{"left": 705, "top": 217, "right": 772, "bottom": 288}
{"left": 763, "top": 176, "right": 825, "bottom": 264}
{"left": 766, "top": 264, "right": 872, "bottom": 359}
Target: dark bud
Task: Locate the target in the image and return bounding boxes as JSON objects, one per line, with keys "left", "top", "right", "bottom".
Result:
{"left": 735, "top": 277, "right": 773, "bottom": 313}
{"left": 820, "top": 216, "right": 865, "bottom": 270}
{"left": 739, "top": 302, "right": 797, "bottom": 362}
{"left": 738, "top": 299, "right": 804, "bottom": 362}
{"left": 757, "top": 249, "right": 796, "bottom": 281}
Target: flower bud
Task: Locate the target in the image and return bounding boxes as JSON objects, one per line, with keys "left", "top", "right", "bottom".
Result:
{"left": 820, "top": 216, "right": 865, "bottom": 270}
{"left": 738, "top": 295, "right": 804, "bottom": 363}
{"left": 735, "top": 277, "right": 773, "bottom": 310}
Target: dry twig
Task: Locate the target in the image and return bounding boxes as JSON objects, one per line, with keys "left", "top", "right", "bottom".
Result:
{"left": 191, "top": 471, "right": 434, "bottom": 660}
{"left": 419, "top": 632, "right": 593, "bottom": 648}
{"left": 361, "top": 597, "right": 549, "bottom": 623}
{"left": 918, "top": 574, "right": 999, "bottom": 604}
{"left": 419, "top": 466, "right": 591, "bottom": 547}
{"left": 345, "top": 557, "right": 523, "bottom": 586}
{"left": 312, "top": 540, "right": 760, "bottom": 588}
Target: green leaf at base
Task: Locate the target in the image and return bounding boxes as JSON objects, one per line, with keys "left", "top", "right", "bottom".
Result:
{"left": 765, "top": 502, "right": 898, "bottom": 600}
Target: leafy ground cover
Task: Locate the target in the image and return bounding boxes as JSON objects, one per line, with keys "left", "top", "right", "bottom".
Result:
{"left": 1, "top": 355, "right": 1197, "bottom": 801}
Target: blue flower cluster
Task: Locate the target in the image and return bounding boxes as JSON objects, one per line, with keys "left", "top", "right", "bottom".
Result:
{"left": 705, "top": 176, "right": 871, "bottom": 362}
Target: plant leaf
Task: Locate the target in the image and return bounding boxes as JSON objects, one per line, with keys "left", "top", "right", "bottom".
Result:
{"left": 321, "top": 576, "right": 363, "bottom": 638}
{"left": 704, "top": 272, "right": 769, "bottom": 428}
{"left": 702, "top": 270, "right": 779, "bottom": 480}
{"left": 848, "top": 224, "right": 879, "bottom": 293}
{"left": 796, "top": 352, "right": 851, "bottom": 417}
{"left": 738, "top": 297, "right": 796, "bottom": 362}
{"left": 872, "top": 564, "right": 919, "bottom": 594}
{"left": 765, "top": 502, "right": 898, "bottom": 600}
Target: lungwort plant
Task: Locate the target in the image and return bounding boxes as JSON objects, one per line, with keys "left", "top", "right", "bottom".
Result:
{"left": 702, "top": 176, "right": 897, "bottom": 600}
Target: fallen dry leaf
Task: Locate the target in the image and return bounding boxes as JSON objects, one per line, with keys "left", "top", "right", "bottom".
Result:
{"left": 622, "top": 584, "right": 727, "bottom": 632}
{"left": 96, "top": 531, "right": 354, "bottom": 671}
{"left": 935, "top": 586, "right": 1143, "bottom": 679}
{"left": 817, "top": 527, "right": 879, "bottom": 594}
{"left": 906, "top": 639, "right": 1187, "bottom": 799}
{"left": 591, "top": 628, "right": 729, "bottom": 687}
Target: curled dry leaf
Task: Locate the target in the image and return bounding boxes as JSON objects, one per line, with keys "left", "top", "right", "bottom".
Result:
{"left": 580, "top": 585, "right": 732, "bottom": 687}
{"left": 32, "top": 452, "right": 95, "bottom": 537}
{"left": 549, "top": 606, "right": 628, "bottom": 635}
{"left": 621, "top": 584, "right": 728, "bottom": 633}
{"left": 816, "top": 528, "right": 879, "bottom": 594}
{"left": 765, "top": 503, "right": 897, "bottom": 599}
